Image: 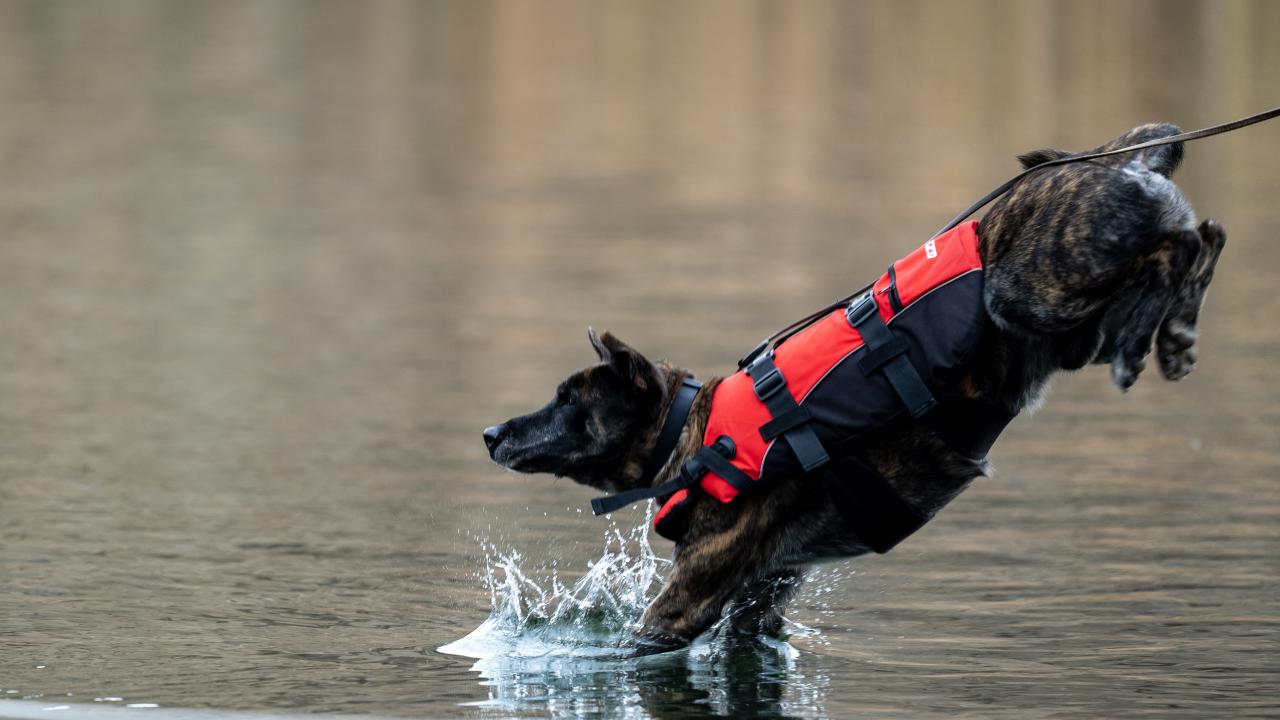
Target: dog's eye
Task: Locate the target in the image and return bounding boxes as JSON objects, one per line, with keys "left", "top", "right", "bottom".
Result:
{"left": 556, "top": 387, "right": 576, "bottom": 407}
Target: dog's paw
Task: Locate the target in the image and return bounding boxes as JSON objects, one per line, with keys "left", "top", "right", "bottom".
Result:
{"left": 1157, "top": 319, "right": 1199, "bottom": 381}
{"left": 626, "top": 631, "right": 688, "bottom": 657}
{"left": 1111, "top": 355, "right": 1145, "bottom": 392}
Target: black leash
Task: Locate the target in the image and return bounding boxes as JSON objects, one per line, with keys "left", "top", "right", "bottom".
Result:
{"left": 749, "top": 105, "right": 1280, "bottom": 357}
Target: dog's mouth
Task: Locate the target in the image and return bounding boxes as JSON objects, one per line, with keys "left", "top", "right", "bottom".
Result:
{"left": 484, "top": 425, "right": 575, "bottom": 476}
{"left": 502, "top": 452, "right": 572, "bottom": 476}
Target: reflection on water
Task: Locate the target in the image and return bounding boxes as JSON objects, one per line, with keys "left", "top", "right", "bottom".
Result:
{"left": 1, "top": 1, "right": 1278, "bottom": 718}
{"left": 462, "top": 634, "right": 813, "bottom": 719}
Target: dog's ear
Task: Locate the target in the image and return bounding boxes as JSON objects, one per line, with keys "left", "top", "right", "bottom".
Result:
{"left": 587, "top": 328, "right": 660, "bottom": 392}
{"left": 588, "top": 326, "right": 611, "bottom": 362}
{"left": 1016, "top": 147, "right": 1071, "bottom": 170}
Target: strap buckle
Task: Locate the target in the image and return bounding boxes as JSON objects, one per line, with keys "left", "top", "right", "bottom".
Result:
{"left": 749, "top": 357, "right": 786, "bottom": 400}
{"left": 679, "top": 435, "right": 743, "bottom": 486}
{"left": 845, "top": 292, "right": 878, "bottom": 327}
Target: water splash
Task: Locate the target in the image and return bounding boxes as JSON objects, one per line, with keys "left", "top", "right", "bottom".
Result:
{"left": 437, "top": 510, "right": 833, "bottom": 717}
{"left": 439, "top": 508, "right": 669, "bottom": 660}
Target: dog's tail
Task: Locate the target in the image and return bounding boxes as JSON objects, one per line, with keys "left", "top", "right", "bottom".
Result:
{"left": 1016, "top": 122, "right": 1185, "bottom": 177}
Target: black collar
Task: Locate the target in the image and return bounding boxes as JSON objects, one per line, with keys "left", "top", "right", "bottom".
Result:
{"left": 638, "top": 377, "right": 702, "bottom": 486}
{"left": 590, "top": 377, "right": 701, "bottom": 515}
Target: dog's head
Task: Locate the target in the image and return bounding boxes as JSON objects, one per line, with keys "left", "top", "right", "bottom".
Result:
{"left": 483, "top": 329, "right": 667, "bottom": 492}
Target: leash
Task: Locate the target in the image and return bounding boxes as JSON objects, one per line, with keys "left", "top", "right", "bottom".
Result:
{"left": 744, "top": 104, "right": 1280, "bottom": 362}
{"left": 931, "top": 104, "right": 1280, "bottom": 238}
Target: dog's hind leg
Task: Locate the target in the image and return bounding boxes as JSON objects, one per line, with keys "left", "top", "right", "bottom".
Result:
{"left": 1157, "top": 219, "right": 1226, "bottom": 381}
{"left": 1108, "top": 227, "right": 1204, "bottom": 390}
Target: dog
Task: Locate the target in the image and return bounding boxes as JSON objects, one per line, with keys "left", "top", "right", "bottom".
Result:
{"left": 482, "top": 123, "right": 1226, "bottom": 654}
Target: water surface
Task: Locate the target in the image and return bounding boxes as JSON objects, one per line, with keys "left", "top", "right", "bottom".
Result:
{"left": 1, "top": 1, "right": 1278, "bottom": 717}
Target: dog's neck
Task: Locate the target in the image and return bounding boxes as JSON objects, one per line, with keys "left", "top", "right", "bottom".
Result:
{"left": 647, "top": 370, "right": 720, "bottom": 489}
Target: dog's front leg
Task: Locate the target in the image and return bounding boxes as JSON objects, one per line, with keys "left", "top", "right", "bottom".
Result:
{"left": 1158, "top": 219, "right": 1226, "bottom": 380}
{"left": 1109, "top": 226, "right": 1204, "bottom": 390}
{"left": 630, "top": 560, "right": 719, "bottom": 655}
{"left": 631, "top": 506, "right": 791, "bottom": 655}
{"left": 726, "top": 567, "right": 803, "bottom": 638}
{"left": 633, "top": 563, "right": 752, "bottom": 655}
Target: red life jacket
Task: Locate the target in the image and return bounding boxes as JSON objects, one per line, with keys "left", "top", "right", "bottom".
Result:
{"left": 590, "top": 221, "right": 1013, "bottom": 545}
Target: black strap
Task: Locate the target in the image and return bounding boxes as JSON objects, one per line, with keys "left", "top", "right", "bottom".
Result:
{"left": 637, "top": 378, "right": 702, "bottom": 487}
{"left": 691, "top": 441, "right": 754, "bottom": 492}
{"left": 886, "top": 264, "right": 903, "bottom": 312}
{"left": 846, "top": 294, "right": 937, "bottom": 418}
{"left": 590, "top": 434, "right": 749, "bottom": 515}
{"left": 746, "top": 354, "right": 830, "bottom": 472}
{"left": 591, "top": 476, "right": 690, "bottom": 515}
{"left": 759, "top": 405, "right": 812, "bottom": 442}
{"left": 823, "top": 455, "right": 928, "bottom": 554}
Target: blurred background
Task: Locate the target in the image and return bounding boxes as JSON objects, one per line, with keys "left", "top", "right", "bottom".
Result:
{"left": 0, "top": 1, "right": 1276, "bottom": 717}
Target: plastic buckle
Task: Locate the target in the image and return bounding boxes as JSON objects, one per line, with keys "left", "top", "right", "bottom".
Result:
{"left": 751, "top": 364, "right": 786, "bottom": 400}
{"left": 845, "top": 292, "right": 878, "bottom": 327}
{"left": 711, "top": 435, "right": 737, "bottom": 458}
{"left": 680, "top": 456, "right": 706, "bottom": 483}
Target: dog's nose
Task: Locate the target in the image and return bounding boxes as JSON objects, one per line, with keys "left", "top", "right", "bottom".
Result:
{"left": 482, "top": 425, "right": 506, "bottom": 451}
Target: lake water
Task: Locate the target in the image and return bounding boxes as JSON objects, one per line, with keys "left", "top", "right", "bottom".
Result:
{"left": 1, "top": 1, "right": 1277, "bottom": 717}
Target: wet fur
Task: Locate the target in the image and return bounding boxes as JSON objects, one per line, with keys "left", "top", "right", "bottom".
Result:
{"left": 484, "top": 123, "right": 1226, "bottom": 653}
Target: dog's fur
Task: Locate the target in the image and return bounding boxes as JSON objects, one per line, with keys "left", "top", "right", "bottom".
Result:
{"left": 484, "top": 124, "right": 1226, "bottom": 654}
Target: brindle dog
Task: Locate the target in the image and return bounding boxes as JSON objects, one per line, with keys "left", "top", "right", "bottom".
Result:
{"left": 482, "top": 123, "right": 1225, "bottom": 654}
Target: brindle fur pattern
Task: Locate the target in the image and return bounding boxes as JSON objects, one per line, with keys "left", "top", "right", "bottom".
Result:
{"left": 483, "top": 123, "right": 1226, "bottom": 654}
